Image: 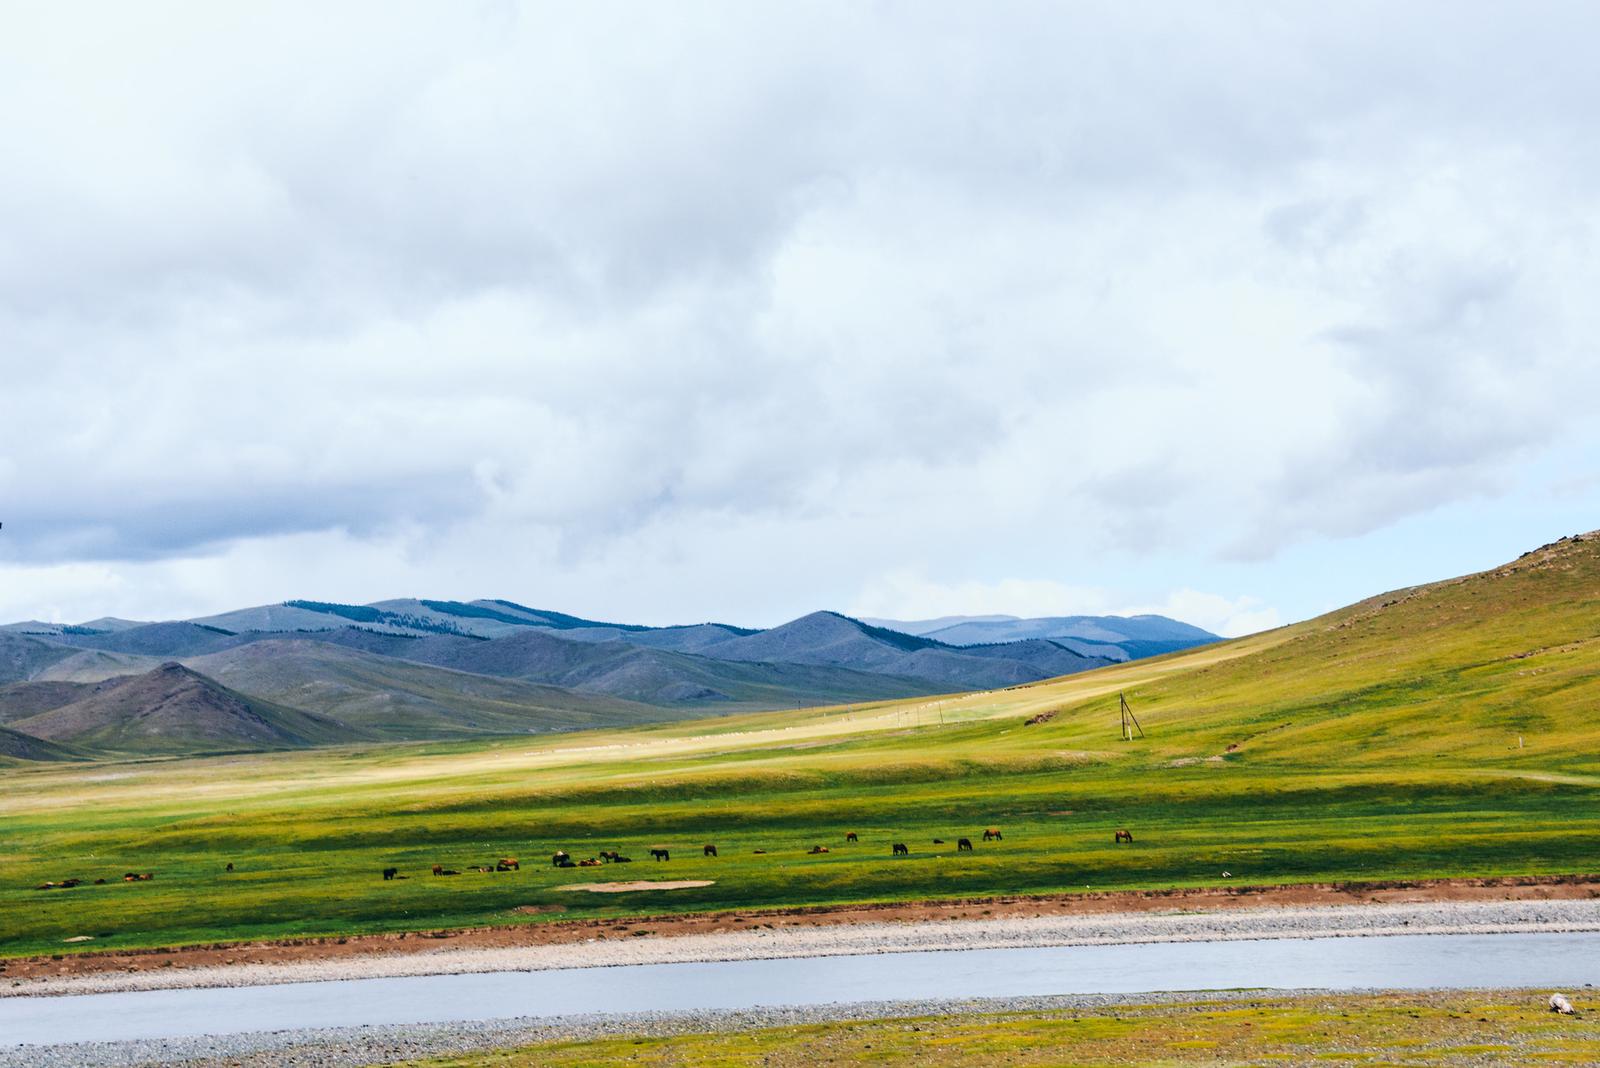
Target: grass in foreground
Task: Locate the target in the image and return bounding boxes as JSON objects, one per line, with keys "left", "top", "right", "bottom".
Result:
{"left": 2, "top": 536, "right": 1599, "bottom": 957}
{"left": 404, "top": 991, "right": 1600, "bottom": 1067}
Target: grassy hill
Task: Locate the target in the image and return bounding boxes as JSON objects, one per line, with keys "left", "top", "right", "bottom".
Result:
{"left": 0, "top": 724, "right": 86, "bottom": 763}
{"left": 1, "top": 533, "right": 1597, "bottom": 957}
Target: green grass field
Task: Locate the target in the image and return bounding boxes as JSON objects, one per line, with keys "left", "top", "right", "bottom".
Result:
{"left": 2, "top": 535, "right": 1598, "bottom": 958}
{"left": 398, "top": 991, "right": 1600, "bottom": 1067}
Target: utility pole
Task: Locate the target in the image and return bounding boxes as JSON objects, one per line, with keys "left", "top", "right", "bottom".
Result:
{"left": 1119, "top": 692, "right": 1144, "bottom": 741}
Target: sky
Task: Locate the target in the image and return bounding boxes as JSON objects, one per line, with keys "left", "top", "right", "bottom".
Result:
{"left": 2, "top": 3, "right": 1598, "bottom": 638}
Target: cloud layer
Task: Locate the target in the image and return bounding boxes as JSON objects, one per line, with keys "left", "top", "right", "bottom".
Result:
{"left": 2, "top": 3, "right": 1597, "bottom": 629}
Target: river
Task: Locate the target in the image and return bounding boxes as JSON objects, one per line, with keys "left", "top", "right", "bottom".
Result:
{"left": 2, "top": 931, "right": 1596, "bottom": 1046}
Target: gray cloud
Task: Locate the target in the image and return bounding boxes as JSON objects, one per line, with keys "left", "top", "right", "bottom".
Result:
{"left": 2, "top": 2, "right": 1599, "bottom": 625}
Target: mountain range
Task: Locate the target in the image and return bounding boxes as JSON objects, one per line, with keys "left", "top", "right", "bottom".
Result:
{"left": 859, "top": 614, "right": 1219, "bottom": 661}
{"left": 0, "top": 602, "right": 1217, "bottom": 759}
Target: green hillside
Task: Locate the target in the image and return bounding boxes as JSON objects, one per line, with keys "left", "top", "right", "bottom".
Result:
{"left": 1, "top": 533, "right": 1597, "bottom": 957}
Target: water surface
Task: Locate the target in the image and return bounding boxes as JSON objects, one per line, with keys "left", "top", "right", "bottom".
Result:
{"left": 3, "top": 932, "right": 1595, "bottom": 1046}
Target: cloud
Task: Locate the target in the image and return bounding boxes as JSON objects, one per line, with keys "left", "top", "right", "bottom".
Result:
{"left": 2, "top": 3, "right": 1598, "bottom": 626}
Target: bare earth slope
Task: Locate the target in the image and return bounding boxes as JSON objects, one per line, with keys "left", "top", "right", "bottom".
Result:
{"left": 185, "top": 639, "right": 681, "bottom": 736}
{"left": 9, "top": 663, "right": 366, "bottom": 755}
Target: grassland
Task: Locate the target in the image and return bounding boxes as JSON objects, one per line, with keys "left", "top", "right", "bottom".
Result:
{"left": 400, "top": 991, "right": 1600, "bottom": 1067}
{"left": 2, "top": 534, "right": 1598, "bottom": 959}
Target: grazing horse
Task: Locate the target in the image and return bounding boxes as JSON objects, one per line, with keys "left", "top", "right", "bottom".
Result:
{"left": 432, "top": 864, "right": 444, "bottom": 876}
{"left": 1114, "top": 829, "right": 1134, "bottom": 843}
{"left": 704, "top": 844, "right": 718, "bottom": 857}
{"left": 497, "top": 858, "right": 519, "bottom": 871}
{"left": 382, "top": 867, "right": 398, "bottom": 880}
{"left": 599, "top": 850, "right": 619, "bottom": 863}
{"left": 225, "top": 862, "right": 234, "bottom": 872}
{"left": 957, "top": 838, "right": 973, "bottom": 851}
{"left": 552, "top": 851, "right": 571, "bottom": 867}
{"left": 892, "top": 843, "right": 909, "bottom": 856}
{"left": 650, "top": 848, "right": 671, "bottom": 862}
{"left": 982, "top": 828, "right": 1002, "bottom": 841}
{"left": 845, "top": 832, "right": 858, "bottom": 842}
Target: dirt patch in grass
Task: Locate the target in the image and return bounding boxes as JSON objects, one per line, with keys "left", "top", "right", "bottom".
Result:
{"left": 556, "top": 880, "right": 714, "bottom": 893}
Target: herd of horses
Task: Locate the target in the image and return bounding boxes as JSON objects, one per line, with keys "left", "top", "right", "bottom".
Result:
{"left": 373, "top": 827, "right": 1137, "bottom": 880}
{"left": 30, "top": 828, "right": 1140, "bottom": 891}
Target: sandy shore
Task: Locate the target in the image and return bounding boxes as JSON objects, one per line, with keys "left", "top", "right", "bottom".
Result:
{"left": 7, "top": 896, "right": 1600, "bottom": 999}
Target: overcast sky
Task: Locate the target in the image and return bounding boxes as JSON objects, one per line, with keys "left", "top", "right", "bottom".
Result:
{"left": 2, "top": 3, "right": 1598, "bottom": 637}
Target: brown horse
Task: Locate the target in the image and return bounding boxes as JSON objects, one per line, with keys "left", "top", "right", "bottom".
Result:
{"left": 808, "top": 845, "right": 831, "bottom": 854}
{"left": 982, "top": 828, "right": 1003, "bottom": 841}
{"left": 845, "top": 832, "right": 858, "bottom": 842}
{"left": 497, "top": 858, "right": 520, "bottom": 871}
{"left": 1114, "top": 829, "right": 1134, "bottom": 843}
{"left": 703, "top": 844, "right": 718, "bottom": 857}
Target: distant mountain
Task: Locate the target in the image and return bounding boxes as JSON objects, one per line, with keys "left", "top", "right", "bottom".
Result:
{"left": 0, "top": 680, "right": 94, "bottom": 723}
{"left": 32, "top": 649, "right": 166, "bottom": 683}
{"left": 7, "top": 663, "right": 365, "bottom": 755}
{"left": 275, "top": 627, "right": 934, "bottom": 708}
{"left": 48, "top": 621, "right": 252, "bottom": 658}
{"left": 0, "top": 597, "right": 1220, "bottom": 760}
{"left": 859, "top": 613, "right": 1220, "bottom": 660}
{"left": 186, "top": 640, "right": 683, "bottom": 736}
{"left": 0, "top": 633, "right": 76, "bottom": 684}
{"left": 701, "top": 611, "right": 1118, "bottom": 686}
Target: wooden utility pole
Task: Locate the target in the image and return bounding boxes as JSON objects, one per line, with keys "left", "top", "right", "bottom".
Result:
{"left": 1119, "top": 692, "right": 1144, "bottom": 741}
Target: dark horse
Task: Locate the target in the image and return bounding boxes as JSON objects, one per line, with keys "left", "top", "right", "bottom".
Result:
{"left": 382, "top": 867, "right": 398, "bottom": 880}
{"left": 957, "top": 838, "right": 973, "bottom": 851}
{"left": 845, "top": 831, "right": 858, "bottom": 842}
{"left": 703, "top": 844, "right": 718, "bottom": 857}
{"left": 892, "top": 842, "right": 909, "bottom": 856}
{"left": 651, "top": 848, "right": 671, "bottom": 861}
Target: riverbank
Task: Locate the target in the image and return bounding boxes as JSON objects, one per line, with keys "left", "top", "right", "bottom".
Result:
{"left": 6, "top": 885, "right": 1600, "bottom": 998}
{"left": 4, "top": 988, "right": 1595, "bottom": 1068}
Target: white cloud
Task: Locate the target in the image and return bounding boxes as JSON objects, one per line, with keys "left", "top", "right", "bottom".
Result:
{"left": 2, "top": 3, "right": 1598, "bottom": 627}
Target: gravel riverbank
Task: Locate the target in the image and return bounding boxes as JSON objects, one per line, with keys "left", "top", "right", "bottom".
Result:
{"left": 8, "top": 897, "right": 1599, "bottom": 999}
{"left": 0, "top": 988, "right": 1454, "bottom": 1068}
